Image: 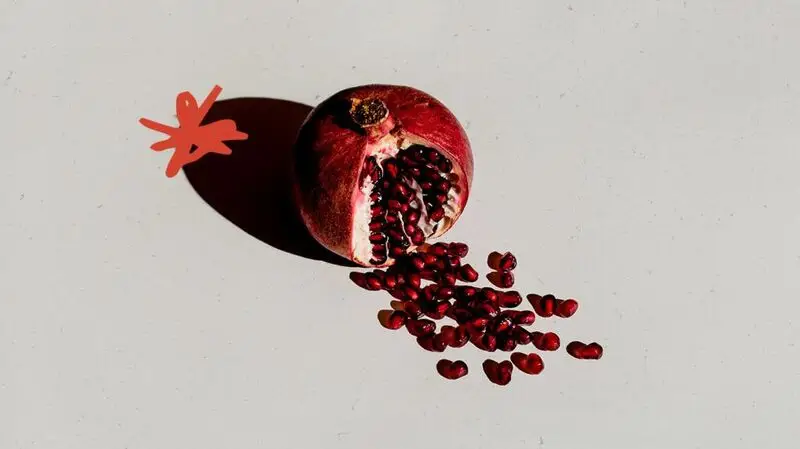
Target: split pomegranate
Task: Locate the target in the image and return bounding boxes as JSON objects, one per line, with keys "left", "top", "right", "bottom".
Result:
{"left": 292, "top": 84, "right": 473, "bottom": 267}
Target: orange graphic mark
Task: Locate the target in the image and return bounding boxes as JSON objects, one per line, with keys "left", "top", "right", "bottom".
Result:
{"left": 140, "top": 85, "right": 248, "bottom": 177}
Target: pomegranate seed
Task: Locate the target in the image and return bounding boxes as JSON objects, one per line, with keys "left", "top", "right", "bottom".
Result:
{"left": 425, "top": 301, "right": 451, "bottom": 320}
{"left": 452, "top": 326, "right": 470, "bottom": 347}
{"left": 404, "top": 209, "right": 420, "bottom": 224}
{"left": 449, "top": 307, "right": 473, "bottom": 324}
{"left": 369, "top": 221, "right": 383, "bottom": 231}
{"left": 371, "top": 204, "right": 384, "bottom": 216}
{"left": 487, "top": 271, "right": 515, "bottom": 289}
{"left": 410, "top": 231, "right": 425, "bottom": 245}
{"left": 456, "top": 286, "right": 478, "bottom": 299}
{"left": 531, "top": 332, "right": 560, "bottom": 351}
{"left": 498, "top": 291, "right": 523, "bottom": 308}
{"left": 487, "top": 252, "right": 503, "bottom": 270}
{"left": 407, "top": 318, "right": 436, "bottom": 337}
{"left": 556, "top": 299, "right": 579, "bottom": 318}
{"left": 477, "top": 333, "right": 497, "bottom": 352}
{"left": 491, "top": 314, "right": 514, "bottom": 334}
{"left": 567, "top": 341, "right": 603, "bottom": 359}
{"left": 483, "top": 359, "right": 513, "bottom": 386}
{"left": 436, "top": 286, "right": 454, "bottom": 300}
{"left": 499, "top": 252, "right": 517, "bottom": 270}
{"left": 369, "top": 233, "right": 386, "bottom": 244}
{"left": 386, "top": 213, "right": 399, "bottom": 224}
{"left": 419, "top": 270, "right": 436, "bottom": 281}
{"left": 434, "top": 259, "right": 447, "bottom": 271}
{"left": 423, "top": 253, "right": 438, "bottom": 266}
{"left": 420, "top": 181, "right": 433, "bottom": 191}
{"left": 498, "top": 334, "right": 517, "bottom": 352}
{"left": 389, "top": 246, "right": 406, "bottom": 257}
{"left": 417, "top": 334, "right": 447, "bottom": 352}
{"left": 439, "top": 272, "right": 457, "bottom": 286}
{"left": 448, "top": 242, "right": 469, "bottom": 257}
{"left": 512, "top": 311, "right": 536, "bottom": 326}
{"left": 475, "top": 302, "right": 500, "bottom": 318}
{"left": 510, "top": 352, "right": 544, "bottom": 375}
{"left": 421, "top": 285, "right": 437, "bottom": 301}
{"left": 430, "top": 207, "right": 445, "bottom": 222}
{"left": 426, "top": 148, "right": 441, "bottom": 163}
{"left": 469, "top": 317, "right": 489, "bottom": 332}
{"left": 446, "top": 255, "right": 461, "bottom": 269}
{"left": 512, "top": 327, "right": 532, "bottom": 345}
{"left": 385, "top": 311, "right": 408, "bottom": 330}
{"left": 436, "top": 359, "right": 468, "bottom": 380}
{"left": 409, "top": 255, "right": 426, "bottom": 271}
{"left": 439, "top": 325, "right": 457, "bottom": 345}
{"left": 480, "top": 287, "right": 499, "bottom": 303}
{"left": 404, "top": 302, "right": 423, "bottom": 318}
{"left": 349, "top": 272, "right": 368, "bottom": 289}
{"left": 529, "top": 294, "right": 556, "bottom": 317}
{"left": 407, "top": 273, "right": 422, "bottom": 289}
{"left": 364, "top": 273, "right": 382, "bottom": 290}
{"left": 434, "top": 193, "right": 448, "bottom": 204}
{"left": 403, "top": 286, "right": 420, "bottom": 301}
{"left": 389, "top": 289, "right": 407, "bottom": 301}
{"left": 384, "top": 159, "right": 399, "bottom": 178}
{"left": 458, "top": 264, "right": 479, "bottom": 282}
{"left": 438, "top": 158, "right": 452, "bottom": 173}
{"left": 429, "top": 243, "right": 449, "bottom": 257}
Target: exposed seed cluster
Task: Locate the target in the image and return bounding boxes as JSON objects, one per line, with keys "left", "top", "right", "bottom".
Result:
{"left": 350, "top": 243, "right": 603, "bottom": 386}
{"left": 361, "top": 145, "right": 456, "bottom": 265}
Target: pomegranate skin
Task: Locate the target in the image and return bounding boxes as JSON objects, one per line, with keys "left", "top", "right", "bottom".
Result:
{"left": 292, "top": 84, "right": 474, "bottom": 267}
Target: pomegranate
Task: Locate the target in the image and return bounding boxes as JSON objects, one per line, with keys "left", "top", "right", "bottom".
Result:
{"left": 292, "top": 84, "right": 473, "bottom": 267}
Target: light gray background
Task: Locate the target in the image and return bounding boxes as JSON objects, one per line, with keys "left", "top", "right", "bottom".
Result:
{"left": 2, "top": 1, "right": 799, "bottom": 448}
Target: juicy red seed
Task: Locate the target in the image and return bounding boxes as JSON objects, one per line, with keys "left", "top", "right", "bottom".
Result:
{"left": 529, "top": 294, "right": 556, "bottom": 317}
{"left": 404, "top": 302, "right": 423, "bottom": 318}
{"left": 387, "top": 229, "right": 404, "bottom": 241}
{"left": 435, "top": 180, "right": 451, "bottom": 192}
{"left": 386, "top": 213, "right": 399, "bottom": 224}
{"left": 487, "top": 271, "right": 514, "bottom": 288}
{"left": 423, "top": 254, "right": 438, "bottom": 266}
{"left": 430, "top": 207, "right": 445, "bottom": 222}
{"left": 451, "top": 326, "right": 470, "bottom": 347}
{"left": 448, "top": 242, "right": 469, "bottom": 258}
{"left": 479, "top": 333, "right": 498, "bottom": 352}
{"left": 456, "top": 286, "right": 478, "bottom": 299}
{"left": 383, "top": 274, "right": 398, "bottom": 289}
{"left": 391, "top": 183, "right": 408, "bottom": 197}
{"left": 439, "top": 325, "right": 457, "bottom": 345}
{"left": 499, "top": 336, "right": 517, "bottom": 352}
{"left": 420, "top": 181, "right": 433, "bottom": 190}
{"left": 435, "top": 193, "right": 448, "bottom": 204}
{"left": 410, "top": 256, "right": 426, "bottom": 271}
{"left": 404, "top": 223, "right": 416, "bottom": 235}
{"left": 510, "top": 352, "right": 544, "bottom": 375}
{"left": 556, "top": 299, "right": 579, "bottom": 318}
{"left": 404, "top": 286, "right": 420, "bottom": 301}
{"left": 438, "top": 158, "right": 452, "bottom": 173}
{"left": 434, "top": 259, "right": 447, "bottom": 271}
{"left": 436, "top": 359, "right": 468, "bottom": 380}
{"left": 421, "top": 285, "right": 437, "bottom": 301}
{"left": 404, "top": 209, "right": 420, "bottom": 224}
{"left": 481, "top": 288, "right": 499, "bottom": 303}
{"left": 498, "top": 291, "right": 523, "bottom": 308}
{"left": 429, "top": 243, "right": 449, "bottom": 257}
{"left": 410, "top": 231, "right": 426, "bottom": 245}
{"left": 369, "top": 221, "right": 383, "bottom": 231}
{"left": 417, "top": 334, "right": 447, "bottom": 352}
{"left": 390, "top": 246, "right": 406, "bottom": 257}
{"left": 371, "top": 205, "right": 384, "bottom": 216}
{"left": 385, "top": 311, "right": 407, "bottom": 330}
{"left": 407, "top": 273, "right": 422, "bottom": 289}
{"left": 364, "top": 274, "right": 382, "bottom": 290}
{"left": 531, "top": 332, "right": 560, "bottom": 351}
{"left": 426, "top": 301, "right": 451, "bottom": 320}
{"left": 383, "top": 159, "right": 399, "bottom": 178}
{"left": 583, "top": 342, "right": 604, "bottom": 359}
{"left": 512, "top": 327, "right": 532, "bottom": 344}
{"left": 439, "top": 272, "right": 457, "bottom": 286}
{"left": 499, "top": 252, "right": 517, "bottom": 270}
{"left": 482, "top": 359, "right": 512, "bottom": 386}
{"left": 447, "top": 255, "right": 461, "bottom": 269}
{"left": 407, "top": 319, "right": 436, "bottom": 337}
{"left": 458, "top": 264, "right": 479, "bottom": 282}
{"left": 420, "top": 270, "right": 436, "bottom": 281}
{"left": 469, "top": 316, "right": 490, "bottom": 331}
{"left": 387, "top": 199, "right": 403, "bottom": 211}
{"left": 513, "top": 311, "right": 536, "bottom": 326}
{"left": 349, "top": 272, "right": 367, "bottom": 289}
{"left": 369, "top": 233, "right": 386, "bottom": 243}
{"left": 492, "top": 315, "right": 514, "bottom": 334}
{"left": 372, "top": 245, "right": 386, "bottom": 255}
{"left": 449, "top": 307, "right": 473, "bottom": 323}
{"left": 436, "top": 286, "right": 455, "bottom": 300}
{"left": 476, "top": 302, "right": 499, "bottom": 318}
{"left": 426, "top": 148, "right": 441, "bottom": 163}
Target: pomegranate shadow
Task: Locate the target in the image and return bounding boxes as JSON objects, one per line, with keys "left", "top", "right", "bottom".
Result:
{"left": 183, "top": 97, "right": 356, "bottom": 267}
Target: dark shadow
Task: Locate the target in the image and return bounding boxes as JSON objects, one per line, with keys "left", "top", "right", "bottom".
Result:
{"left": 183, "top": 97, "right": 356, "bottom": 267}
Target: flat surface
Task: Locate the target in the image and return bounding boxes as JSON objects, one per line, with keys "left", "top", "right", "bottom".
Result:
{"left": 2, "top": 1, "right": 799, "bottom": 448}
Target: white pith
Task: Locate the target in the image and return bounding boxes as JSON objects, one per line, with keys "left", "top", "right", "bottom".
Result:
{"left": 351, "top": 135, "right": 463, "bottom": 266}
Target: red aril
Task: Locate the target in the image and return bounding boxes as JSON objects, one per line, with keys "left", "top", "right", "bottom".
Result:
{"left": 293, "top": 85, "right": 473, "bottom": 267}
{"left": 436, "top": 359, "right": 469, "bottom": 380}
{"left": 556, "top": 299, "right": 579, "bottom": 318}
{"left": 483, "top": 359, "right": 513, "bottom": 386}
{"left": 510, "top": 352, "right": 544, "bottom": 375}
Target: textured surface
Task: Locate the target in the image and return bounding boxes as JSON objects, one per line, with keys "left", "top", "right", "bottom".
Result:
{"left": 2, "top": 1, "right": 800, "bottom": 448}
